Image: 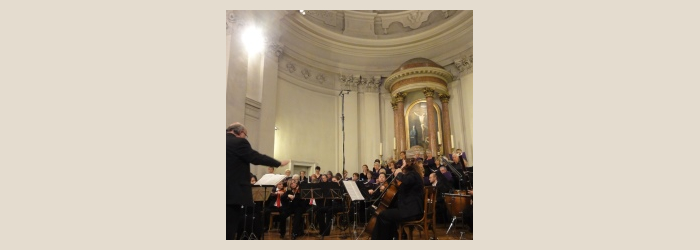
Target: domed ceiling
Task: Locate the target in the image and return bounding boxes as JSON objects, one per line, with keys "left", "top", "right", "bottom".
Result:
{"left": 226, "top": 10, "right": 473, "bottom": 93}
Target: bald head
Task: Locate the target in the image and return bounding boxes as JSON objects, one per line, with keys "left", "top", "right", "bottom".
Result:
{"left": 227, "top": 122, "right": 247, "bottom": 138}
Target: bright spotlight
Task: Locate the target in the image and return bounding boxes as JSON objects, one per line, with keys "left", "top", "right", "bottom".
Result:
{"left": 242, "top": 26, "right": 265, "bottom": 54}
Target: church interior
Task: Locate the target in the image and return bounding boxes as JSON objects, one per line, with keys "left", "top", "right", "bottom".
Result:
{"left": 226, "top": 10, "right": 473, "bottom": 240}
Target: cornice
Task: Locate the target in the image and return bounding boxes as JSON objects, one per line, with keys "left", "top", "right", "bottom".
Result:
{"left": 384, "top": 66, "right": 453, "bottom": 91}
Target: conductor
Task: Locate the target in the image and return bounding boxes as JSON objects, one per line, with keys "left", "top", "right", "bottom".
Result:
{"left": 227, "top": 122, "right": 289, "bottom": 240}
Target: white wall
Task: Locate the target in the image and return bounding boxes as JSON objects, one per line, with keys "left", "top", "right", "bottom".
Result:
{"left": 274, "top": 79, "right": 339, "bottom": 175}
{"left": 358, "top": 91, "right": 381, "bottom": 174}
{"left": 447, "top": 70, "right": 473, "bottom": 166}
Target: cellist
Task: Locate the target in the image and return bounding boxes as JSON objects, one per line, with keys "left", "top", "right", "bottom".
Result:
{"left": 371, "top": 160, "right": 424, "bottom": 240}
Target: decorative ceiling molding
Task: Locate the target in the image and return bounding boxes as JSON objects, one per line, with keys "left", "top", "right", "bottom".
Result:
{"left": 226, "top": 10, "right": 247, "bottom": 35}
{"left": 280, "top": 10, "right": 472, "bottom": 74}
{"left": 339, "top": 74, "right": 382, "bottom": 93}
{"left": 379, "top": 10, "right": 433, "bottom": 34}
{"left": 454, "top": 54, "right": 473, "bottom": 73}
{"left": 306, "top": 10, "right": 337, "bottom": 26}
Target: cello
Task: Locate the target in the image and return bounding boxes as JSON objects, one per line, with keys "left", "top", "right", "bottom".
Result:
{"left": 363, "top": 165, "right": 406, "bottom": 238}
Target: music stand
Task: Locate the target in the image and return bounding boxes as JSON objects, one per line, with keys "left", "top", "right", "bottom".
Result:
{"left": 239, "top": 186, "right": 267, "bottom": 240}
{"left": 342, "top": 181, "right": 370, "bottom": 239}
{"left": 300, "top": 182, "right": 323, "bottom": 235}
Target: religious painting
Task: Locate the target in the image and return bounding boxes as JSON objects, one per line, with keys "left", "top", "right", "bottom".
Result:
{"left": 405, "top": 100, "right": 442, "bottom": 153}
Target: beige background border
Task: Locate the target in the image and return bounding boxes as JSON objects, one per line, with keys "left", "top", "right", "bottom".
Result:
{"left": 2, "top": 1, "right": 700, "bottom": 249}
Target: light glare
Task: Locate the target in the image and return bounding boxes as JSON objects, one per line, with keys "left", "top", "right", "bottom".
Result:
{"left": 242, "top": 26, "right": 264, "bottom": 54}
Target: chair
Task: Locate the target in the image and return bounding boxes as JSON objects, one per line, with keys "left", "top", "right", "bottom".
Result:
{"left": 334, "top": 194, "right": 351, "bottom": 230}
{"left": 268, "top": 211, "right": 281, "bottom": 232}
{"left": 398, "top": 186, "right": 437, "bottom": 240}
{"left": 288, "top": 213, "right": 309, "bottom": 234}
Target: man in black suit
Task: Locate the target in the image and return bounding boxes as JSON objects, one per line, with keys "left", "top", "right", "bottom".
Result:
{"left": 227, "top": 122, "right": 289, "bottom": 240}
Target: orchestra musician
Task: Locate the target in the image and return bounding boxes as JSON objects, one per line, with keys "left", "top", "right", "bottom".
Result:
{"left": 367, "top": 173, "right": 387, "bottom": 199}
{"left": 316, "top": 176, "right": 345, "bottom": 238}
{"left": 263, "top": 181, "right": 290, "bottom": 238}
{"left": 371, "top": 161, "right": 424, "bottom": 240}
{"left": 285, "top": 179, "right": 306, "bottom": 240}
{"left": 449, "top": 149, "right": 472, "bottom": 190}
{"left": 439, "top": 166, "right": 454, "bottom": 188}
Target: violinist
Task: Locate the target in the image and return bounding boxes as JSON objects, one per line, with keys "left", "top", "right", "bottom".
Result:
{"left": 263, "top": 181, "right": 290, "bottom": 238}
{"left": 285, "top": 180, "right": 306, "bottom": 240}
{"left": 371, "top": 161, "right": 424, "bottom": 240}
{"left": 368, "top": 173, "right": 387, "bottom": 200}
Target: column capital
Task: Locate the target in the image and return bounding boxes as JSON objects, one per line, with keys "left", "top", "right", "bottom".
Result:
{"left": 439, "top": 93, "right": 451, "bottom": 103}
{"left": 423, "top": 87, "right": 436, "bottom": 98}
{"left": 390, "top": 100, "right": 398, "bottom": 110}
{"left": 395, "top": 92, "right": 407, "bottom": 102}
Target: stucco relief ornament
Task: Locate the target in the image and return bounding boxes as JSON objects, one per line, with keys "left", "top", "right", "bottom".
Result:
{"left": 286, "top": 62, "right": 296, "bottom": 73}
{"left": 316, "top": 74, "right": 326, "bottom": 84}
{"left": 302, "top": 69, "right": 311, "bottom": 79}
{"left": 407, "top": 11, "right": 423, "bottom": 26}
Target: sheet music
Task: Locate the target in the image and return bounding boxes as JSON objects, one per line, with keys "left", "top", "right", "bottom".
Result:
{"left": 254, "top": 174, "right": 287, "bottom": 186}
{"left": 343, "top": 181, "right": 365, "bottom": 201}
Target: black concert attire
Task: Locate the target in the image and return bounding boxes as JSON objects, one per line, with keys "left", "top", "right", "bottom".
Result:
{"left": 227, "top": 133, "right": 281, "bottom": 240}
{"left": 432, "top": 173, "right": 453, "bottom": 224}
{"left": 371, "top": 167, "right": 382, "bottom": 179}
{"left": 424, "top": 157, "right": 438, "bottom": 181}
{"left": 450, "top": 154, "right": 471, "bottom": 190}
{"left": 360, "top": 172, "right": 371, "bottom": 182}
{"left": 263, "top": 188, "right": 291, "bottom": 237}
{"left": 285, "top": 187, "right": 306, "bottom": 238}
{"left": 316, "top": 183, "right": 345, "bottom": 236}
{"left": 371, "top": 170, "right": 424, "bottom": 240}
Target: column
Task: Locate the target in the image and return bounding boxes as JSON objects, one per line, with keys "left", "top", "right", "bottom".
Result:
{"left": 423, "top": 88, "right": 438, "bottom": 157}
{"left": 395, "top": 92, "right": 407, "bottom": 153}
{"left": 439, "top": 93, "right": 452, "bottom": 156}
{"left": 391, "top": 99, "right": 399, "bottom": 159}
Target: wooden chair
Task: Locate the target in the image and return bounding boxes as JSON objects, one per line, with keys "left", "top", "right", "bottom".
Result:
{"left": 268, "top": 211, "right": 281, "bottom": 232}
{"left": 288, "top": 213, "right": 309, "bottom": 234}
{"left": 398, "top": 186, "right": 437, "bottom": 240}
